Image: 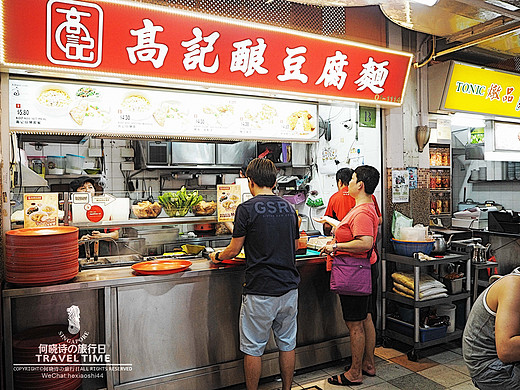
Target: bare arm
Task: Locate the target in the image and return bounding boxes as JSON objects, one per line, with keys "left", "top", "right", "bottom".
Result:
{"left": 320, "top": 235, "right": 374, "bottom": 255}
{"left": 494, "top": 277, "right": 520, "bottom": 363}
{"left": 84, "top": 230, "right": 119, "bottom": 240}
{"left": 209, "top": 236, "right": 245, "bottom": 263}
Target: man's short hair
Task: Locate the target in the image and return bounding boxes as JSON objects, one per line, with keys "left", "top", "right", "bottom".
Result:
{"left": 245, "top": 158, "right": 277, "bottom": 188}
{"left": 241, "top": 157, "right": 254, "bottom": 176}
{"left": 336, "top": 168, "right": 353, "bottom": 186}
{"left": 354, "top": 165, "right": 380, "bottom": 195}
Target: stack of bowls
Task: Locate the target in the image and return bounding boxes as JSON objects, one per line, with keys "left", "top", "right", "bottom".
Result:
{"left": 13, "top": 325, "right": 82, "bottom": 389}
{"left": 5, "top": 226, "right": 79, "bottom": 286}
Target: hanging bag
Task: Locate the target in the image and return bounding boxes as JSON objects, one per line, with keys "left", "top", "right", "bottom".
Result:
{"left": 330, "top": 251, "right": 372, "bottom": 296}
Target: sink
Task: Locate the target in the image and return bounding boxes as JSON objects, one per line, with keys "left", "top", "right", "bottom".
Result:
{"left": 79, "top": 254, "right": 143, "bottom": 269}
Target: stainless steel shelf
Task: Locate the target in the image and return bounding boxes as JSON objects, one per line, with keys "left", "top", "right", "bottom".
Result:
{"left": 71, "top": 215, "right": 218, "bottom": 228}
{"left": 44, "top": 174, "right": 101, "bottom": 179}
{"left": 384, "top": 291, "right": 470, "bottom": 307}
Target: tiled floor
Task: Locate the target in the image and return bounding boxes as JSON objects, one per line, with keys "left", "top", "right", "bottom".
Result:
{"left": 234, "top": 340, "right": 477, "bottom": 390}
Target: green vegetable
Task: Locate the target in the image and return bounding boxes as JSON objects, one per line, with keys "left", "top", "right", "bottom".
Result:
{"left": 158, "top": 187, "right": 203, "bottom": 216}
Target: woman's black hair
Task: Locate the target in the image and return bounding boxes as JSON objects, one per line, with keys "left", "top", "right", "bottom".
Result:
{"left": 353, "top": 165, "right": 380, "bottom": 195}
{"left": 69, "top": 176, "right": 96, "bottom": 192}
{"left": 336, "top": 168, "right": 353, "bottom": 186}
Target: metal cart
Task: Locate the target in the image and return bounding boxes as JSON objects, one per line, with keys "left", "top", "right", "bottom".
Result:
{"left": 382, "top": 251, "right": 471, "bottom": 361}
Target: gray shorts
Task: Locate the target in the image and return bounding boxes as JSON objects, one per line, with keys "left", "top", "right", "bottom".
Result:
{"left": 472, "top": 359, "right": 520, "bottom": 390}
{"left": 239, "top": 289, "right": 298, "bottom": 357}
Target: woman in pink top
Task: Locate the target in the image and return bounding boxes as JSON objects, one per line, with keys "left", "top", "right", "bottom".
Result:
{"left": 319, "top": 165, "right": 380, "bottom": 386}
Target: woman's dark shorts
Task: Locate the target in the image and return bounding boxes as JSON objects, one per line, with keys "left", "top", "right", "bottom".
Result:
{"left": 339, "top": 294, "right": 370, "bottom": 322}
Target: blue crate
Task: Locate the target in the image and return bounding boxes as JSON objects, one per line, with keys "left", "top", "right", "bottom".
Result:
{"left": 386, "top": 316, "right": 447, "bottom": 342}
{"left": 391, "top": 238, "right": 434, "bottom": 256}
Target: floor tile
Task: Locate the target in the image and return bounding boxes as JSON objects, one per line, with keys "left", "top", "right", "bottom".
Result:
{"left": 447, "top": 346, "right": 463, "bottom": 356}
{"left": 361, "top": 383, "right": 401, "bottom": 389}
{"left": 388, "top": 372, "right": 446, "bottom": 390}
{"left": 389, "top": 354, "right": 438, "bottom": 372}
{"left": 293, "top": 369, "right": 330, "bottom": 386}
{"left": 419, "top": 365, "right": 471, "bottom": 388}
{"left": 257, "top": 380, "right": 302, "bottom": 390}
{"left": 375, "top": 346, "right": 404, "bottom": 360}
{"left": 374, "top": 361, "right": 413, "bottom": 381}
{"left": 444, "top": 359, "right": 470, "bottom": 376}
{"left": 300, "top": 379, "right": 325, "bottom": 389}
{"left": 414, "top": 345, "right": 446, "bottom": 358}
{"left": 427, "top": 350, "right": 462, "bottom": 364}
{"left": 322, "top": 361, "right": 350, "bottom": 376}
{"left": 448, "top": 380, "right": 478, "bottom": 389}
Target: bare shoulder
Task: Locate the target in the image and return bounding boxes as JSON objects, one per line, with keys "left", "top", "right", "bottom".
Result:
{"left": 492, "top": 275, "right": 520, "bottom": 308}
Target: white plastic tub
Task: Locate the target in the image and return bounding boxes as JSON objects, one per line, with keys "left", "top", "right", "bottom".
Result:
{"left": 436, "top": 304, "right": 456, "bottom": 333}
{"left": 47, "top": 155, "right": 66, "bottom": 175}
{"left": 65, "top": 154, "right": 85, "bottom": 174}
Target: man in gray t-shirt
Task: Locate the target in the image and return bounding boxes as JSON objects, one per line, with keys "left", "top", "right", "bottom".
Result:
{"left": 210, "top": 158, "right": 300, "bottom": 390}
{"left": 462, "top": 273, "right": 520, "bottom": 389}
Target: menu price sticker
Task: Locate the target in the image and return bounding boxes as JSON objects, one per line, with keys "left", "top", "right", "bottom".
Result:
{"left": 24, "top": 193, "right": 59, "bottom": 228}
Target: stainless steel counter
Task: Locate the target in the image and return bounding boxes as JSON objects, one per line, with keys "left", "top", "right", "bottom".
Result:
{"left": 3, "top": 255, "right": 349, "bottom": 390}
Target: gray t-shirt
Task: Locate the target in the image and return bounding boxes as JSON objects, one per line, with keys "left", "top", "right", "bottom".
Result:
{"left": 462, "top": 274, "right": 520, "bottom": 377}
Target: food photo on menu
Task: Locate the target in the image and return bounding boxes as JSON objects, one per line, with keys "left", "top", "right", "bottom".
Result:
{"left": 243, "top": 103, "right": 277, "bottom": 128}
{"left": 200, "top": 103, "right": 238, "bottom": 128}
{"left": 36, "top": 85, "right": 72, "bottom": 115}
{"left": 153, "top": 101, "right": 190, "bottom": 127}
{"left": 287, "top": 110, "right": 316, "bottom": 134}
{"left": 68, "top": 86, "right": 111, "bottom": 128}
{"left": 119, "top": 92, "right": 153, "bottom": 120}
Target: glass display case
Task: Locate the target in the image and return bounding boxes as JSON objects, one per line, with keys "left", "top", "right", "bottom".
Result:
{"left": 429, "top": 143, "right": 451, "bottom": 217}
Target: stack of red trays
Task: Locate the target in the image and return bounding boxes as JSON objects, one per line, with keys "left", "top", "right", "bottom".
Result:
{"left": 5, "top": 226, "right": 79, "bottom": 286}
{"left": 13, "top": 325, "right": 82, "bottom": 390}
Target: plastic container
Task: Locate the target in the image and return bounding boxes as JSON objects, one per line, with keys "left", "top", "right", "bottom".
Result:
{"left": 386, "top": 316, "right": 447, "bottom": 342}
{"left": 397, "top": 305, "right": 414, "bottom": 323}
{"left": 47, "top": 156, "right": 66, "bottom": 175}
{"left": 65, "top": 154, "right": 85, "bottom": 174}
{"left": 436, "top": 304, "right": 456, "bottom": 333}
{"left": 443, "top": 276, "right": 465, "bottom": 295}
{"left": 296, "top": 232, "right": 308, "bottom": 255}
{"left": 391, "top": 238, "right": 434, "bottom": 256}
{"left": 401, "top": 226, "right": 427, "bottom": 241}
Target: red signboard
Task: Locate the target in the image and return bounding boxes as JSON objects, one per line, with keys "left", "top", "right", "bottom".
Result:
{"left": 2, "top": 0, "right": 413, "bottom": 105}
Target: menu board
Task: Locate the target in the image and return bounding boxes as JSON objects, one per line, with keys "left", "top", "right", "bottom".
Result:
{"left": 9, "top": 79, "right": 319, "bottom": 142}
{"left": 217, "top": 184, "right": 241, "bottom": 222}
{"left": 24, "top": 193, "right": 59, "bottom": 228}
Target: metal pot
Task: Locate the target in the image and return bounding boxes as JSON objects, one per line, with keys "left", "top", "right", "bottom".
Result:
{"left": 431, "top": 234, "right": 453, "bottom": 255}
{"left": 194, "top": 223, "right": 215, "bottom": 231}
{"left": 472, "top": 243, "right": 491, "bottom": 263}
{"left": 117, "top": 237, "right": 145, "bottom": 255}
